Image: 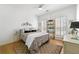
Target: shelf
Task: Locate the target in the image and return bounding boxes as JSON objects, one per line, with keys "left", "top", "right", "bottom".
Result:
{"left": 47, "top": 20, "right": 55, "bottom": 39}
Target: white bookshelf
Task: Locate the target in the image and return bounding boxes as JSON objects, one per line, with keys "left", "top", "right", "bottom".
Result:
{"left": 47, "top": 20, "right": 55, "bottom": 39}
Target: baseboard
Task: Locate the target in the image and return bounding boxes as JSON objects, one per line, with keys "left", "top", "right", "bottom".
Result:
{"left": 0, "top": 37, "right": 20, "bottom": 46}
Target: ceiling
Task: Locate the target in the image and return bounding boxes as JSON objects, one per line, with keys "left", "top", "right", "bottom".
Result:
{"left": 5, "top": 4, "right": 75, "bottom": 16}
{"left": 33, "top": 4, "right": 74, "bottom": 16}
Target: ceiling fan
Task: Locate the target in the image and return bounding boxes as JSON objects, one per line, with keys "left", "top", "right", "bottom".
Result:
{"left": 38, "top": 4, "right": 44, "bottom": 10}
{"left": 38, "top": 4, "right": 49, "bottom": 12}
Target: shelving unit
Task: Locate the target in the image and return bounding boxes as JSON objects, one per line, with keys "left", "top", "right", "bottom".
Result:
{"left": 47, "top": 20, "right": 55, "bottom": 39}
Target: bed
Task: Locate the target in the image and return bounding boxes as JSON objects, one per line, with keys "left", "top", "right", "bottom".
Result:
{"left": 20, "top": 30, "right": 49, "bottom": 53}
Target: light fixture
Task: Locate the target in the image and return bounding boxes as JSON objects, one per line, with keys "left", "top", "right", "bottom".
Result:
{"left": 38, "top": 7, "right": 42, "bottom": 10}
{"left": 38, "top": 4, "right": 44, "bottom": 10}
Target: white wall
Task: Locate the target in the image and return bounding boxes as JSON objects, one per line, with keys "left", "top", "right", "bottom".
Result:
{"left": 0, "top": 5, "right": 38, "bottom": 45}
{"left": 38, "top": 5, "right": 77, "bottom": 38}
{"left": 76, "top": 4, "right": 79, "bottom": 21}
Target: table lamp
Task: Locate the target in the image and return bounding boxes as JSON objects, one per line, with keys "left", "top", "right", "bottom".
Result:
{"left": 70, "top": 21, "right": 79, "bottom": 39}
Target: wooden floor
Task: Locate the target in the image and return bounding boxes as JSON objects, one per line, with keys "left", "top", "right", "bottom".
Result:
{"left": 0, "top": 39, "right": 63, "bottom": 54}
{"left": 0, "top": 40, "right": 29, "bottom": 54}
{"left": 49, "top": 39, "right": 63, "bottom": 46}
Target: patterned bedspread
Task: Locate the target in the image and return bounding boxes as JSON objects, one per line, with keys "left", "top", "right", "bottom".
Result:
{"left": 25, "top": 32, "right": 49, "bottom": 53}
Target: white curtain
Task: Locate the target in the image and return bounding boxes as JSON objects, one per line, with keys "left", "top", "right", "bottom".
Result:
{"left": 55, "top": 16, "right": 69, "bottom": 39}
{"left": 41, "top": 20, "right": 47, "bottom": 32}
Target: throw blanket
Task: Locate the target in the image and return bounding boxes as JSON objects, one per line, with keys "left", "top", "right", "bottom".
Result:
{"left": 25, "top": 32, "right": 49, "bottom": 51}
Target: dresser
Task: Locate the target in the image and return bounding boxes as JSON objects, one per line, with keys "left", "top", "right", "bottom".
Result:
{"left": 64, "top": 34, "right": 79, "bottom": 44}
{"left": 64, "top": 34, "right": 79, "bottom": 54}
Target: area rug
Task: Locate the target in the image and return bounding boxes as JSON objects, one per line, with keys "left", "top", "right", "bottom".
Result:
{"left": 37, "top": 43, "right": 63, "bottom": 54}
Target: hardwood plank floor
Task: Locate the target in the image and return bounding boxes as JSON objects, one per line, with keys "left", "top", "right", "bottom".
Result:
{"left": 0, "top": 40, "right": 28, "bottom": 54}
{"left": 0, "top": 39, "right": 63, "bottom": 54}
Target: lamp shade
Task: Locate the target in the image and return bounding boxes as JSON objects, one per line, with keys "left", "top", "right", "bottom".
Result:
{"left": 70, "top": 22, "right": 79, "bottom": 28}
